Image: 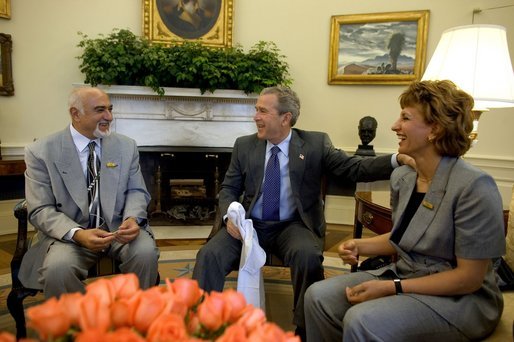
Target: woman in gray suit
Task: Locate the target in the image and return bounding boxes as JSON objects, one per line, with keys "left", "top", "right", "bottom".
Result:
{"left": 304, "top": 80, "right": 505, "bottom": 341}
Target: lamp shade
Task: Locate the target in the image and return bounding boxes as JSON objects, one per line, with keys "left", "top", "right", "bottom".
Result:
{"left": 422, "top": 25, "right": 514, "bottom": 110}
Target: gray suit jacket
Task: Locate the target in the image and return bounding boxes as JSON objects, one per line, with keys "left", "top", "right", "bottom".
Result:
{"left": 219, "top": 128, "right": 394, "bottom": 239}
{"left": 374, "top": 157, "right": 505, "bottom": 339}
{"left": 19, "top": 127, "right": 151, "bottom": 289}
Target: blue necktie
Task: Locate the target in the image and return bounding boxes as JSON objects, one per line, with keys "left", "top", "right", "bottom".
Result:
{"left": 262, "top": 146, "right": 281, "bottom": 221}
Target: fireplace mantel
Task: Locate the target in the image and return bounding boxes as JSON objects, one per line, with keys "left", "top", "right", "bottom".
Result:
{"left": 89, "top": 85, "right": 259, "bottom": 148}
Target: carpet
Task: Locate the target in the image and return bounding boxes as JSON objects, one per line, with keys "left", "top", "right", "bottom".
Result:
{"left": 0, "top": 248, "right": 350, "bottom": 335}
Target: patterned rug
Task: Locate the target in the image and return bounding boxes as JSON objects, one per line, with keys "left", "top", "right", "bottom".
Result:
{"left": 0, "top": 247, "right": 349, "bottom": 335}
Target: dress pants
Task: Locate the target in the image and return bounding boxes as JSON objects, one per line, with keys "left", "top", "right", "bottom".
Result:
{"left": 304, "top": 271, "right": 468, "bottom": 342}
{"left": 193, "top": 219, "right": 324, "bottom": 329}
{"left": 40, "top": 229, "right": 159, "bottom": 298}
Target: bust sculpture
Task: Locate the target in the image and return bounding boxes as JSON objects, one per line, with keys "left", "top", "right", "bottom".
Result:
{"left": 355, "top": 116, "right": 377, "bottom": 156}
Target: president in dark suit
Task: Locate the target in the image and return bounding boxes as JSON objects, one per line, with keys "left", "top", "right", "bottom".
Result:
{"left": 18, "top": 87, "right": 159, "bottom": 298}
{"left": 192, "top": 86, "right": 409, "bottom": 339}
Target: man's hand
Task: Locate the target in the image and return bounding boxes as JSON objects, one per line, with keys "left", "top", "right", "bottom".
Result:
{"left": 396, "top": 153, "right": 416, "bottom": 169}
{"left": 338, "top": 240, "right": 359, "bottom": 265}
{"left": 115, "top": 217, "right": 141, "bottom": 244}
{"left": 226, "top": 219, "right": 242, "bottom": 240}
{"left": 73, "top": 228, "right": 115, "bottom": 252}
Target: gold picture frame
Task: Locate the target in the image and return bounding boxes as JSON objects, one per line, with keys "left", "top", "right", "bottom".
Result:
{"left": 328, "top": 10, "right": 429, "bottom": 85}
{"left": 142, "top": 0, "right": 233, "bottom": 48}
{"left": 0, "top": 0, "right": 10, "bottom": 19}
{"left": 0, "top": 33, "right": 14, "bottom": 96}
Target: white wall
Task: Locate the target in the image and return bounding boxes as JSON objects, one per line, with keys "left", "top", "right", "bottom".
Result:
{"left": 1, "top": 0, "right": 513, "bottom": 222}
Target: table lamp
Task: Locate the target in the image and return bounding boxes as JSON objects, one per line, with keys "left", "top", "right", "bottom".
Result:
{"left": 421, "top": 24, "right": 514, "bottom": 145}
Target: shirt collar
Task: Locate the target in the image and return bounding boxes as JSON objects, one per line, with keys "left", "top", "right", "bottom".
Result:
{"left": 266, "top": 130, "right": 291, "bottom": 157}
{"left": 69, "top": 124, "right": 100, "bottom": 152}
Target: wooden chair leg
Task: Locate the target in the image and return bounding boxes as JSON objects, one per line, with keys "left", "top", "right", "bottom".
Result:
{"left": 7, "top": 288, "right": 39, "bottom": 339}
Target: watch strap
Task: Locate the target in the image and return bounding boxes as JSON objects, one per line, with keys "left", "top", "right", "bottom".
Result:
{"left": 394, "top": 278, "right": 403, "bottom": 294}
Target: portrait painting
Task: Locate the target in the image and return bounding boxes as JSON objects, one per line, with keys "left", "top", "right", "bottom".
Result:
{"left": 328, "top": 10, "right": 429, "bottom": 85}
{"left": 143, "top": 0, "right": 233, "bottom": 48}
{"left": 0, "top": 33, "right": 14, "bottom": 96}
{"left": 0, "top": 0, "right": 10, "bottom": 19}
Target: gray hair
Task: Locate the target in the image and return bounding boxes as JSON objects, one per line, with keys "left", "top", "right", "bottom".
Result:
{"left": 260, "top": 86, "right": 301, "bottom": 126}
{"left": 68, "top": 87, "right": 85, "bottom": 114}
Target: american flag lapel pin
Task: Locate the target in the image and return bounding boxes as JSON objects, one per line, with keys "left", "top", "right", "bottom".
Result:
{"left": 299, "top": 154, "right": 304, "bottom": 160}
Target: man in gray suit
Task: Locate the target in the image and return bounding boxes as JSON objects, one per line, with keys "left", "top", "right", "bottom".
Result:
{"left": 18, "top": 87, "right": 159, "bottom": 298}
{"left": 192, "top": 86, "right": 410, "bottom": 340}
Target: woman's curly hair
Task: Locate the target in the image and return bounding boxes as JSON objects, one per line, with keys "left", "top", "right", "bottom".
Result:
{"left": 399, "top": 80, "right": 474, "bottom": 157}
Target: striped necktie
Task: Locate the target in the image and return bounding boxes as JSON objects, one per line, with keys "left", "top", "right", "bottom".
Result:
{"left": 86, "top": 141, "right": 101, "bottom": 226}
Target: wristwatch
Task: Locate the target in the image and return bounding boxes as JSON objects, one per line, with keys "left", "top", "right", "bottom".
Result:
{"left": 393, "top": 278, "right": 403, "bottom": 295}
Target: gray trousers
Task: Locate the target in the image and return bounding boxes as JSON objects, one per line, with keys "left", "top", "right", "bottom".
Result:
{"left": 193, "top": 219, "right": 324, "bottom": 329}
{"left": 304, "top": 271, "right": 468, "bottom": 342}
{"left": 40, "top": 229, "right": 159, "bottom": 298}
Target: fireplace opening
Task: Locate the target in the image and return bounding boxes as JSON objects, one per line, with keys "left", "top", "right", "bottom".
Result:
{"left": 139, "top": 147, "right": 232, "bottom": 226}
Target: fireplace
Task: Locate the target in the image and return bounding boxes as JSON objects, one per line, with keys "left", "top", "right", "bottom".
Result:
{"left": 97, "top": 85, "right": 257, "bottom": 225}
{"left": 139, "top": 147, "right": 232, "bottom": 225}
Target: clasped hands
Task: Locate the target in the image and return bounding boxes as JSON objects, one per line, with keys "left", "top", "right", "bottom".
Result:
{"left": 73, "top": 217, "right": 140, "bottom": 252}
{"left": 338, "top": 240, "right": 395, "bottom": 304}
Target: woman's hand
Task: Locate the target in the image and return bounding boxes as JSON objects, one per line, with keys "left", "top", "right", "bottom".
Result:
{"left": 338, "top": 240, "right": 359, "bottom": 265}
{"left": 346, "top": 280, "right": 395, "bottom": 304}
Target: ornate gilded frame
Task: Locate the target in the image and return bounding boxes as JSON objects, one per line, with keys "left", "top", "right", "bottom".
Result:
{"left": 0, "top": 33, "right": 14, "bottom": 96}
{"left": 328, "top": 10, "right": 429, "bottom": 85}
{"left": 0, "top": 0, "right": 10, "bottom": 19}
{"left": 142, "top": 0, "right": 233, "bottom": 48}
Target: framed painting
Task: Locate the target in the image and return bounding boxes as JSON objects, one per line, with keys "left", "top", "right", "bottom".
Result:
{"left": 142, "top": 0, "right": 233, "bottom": 48}
{"left": 0, "top": 0, "right": 10, "bottom": 19}
{"left": 328, "top": 10, "right": 429, "bottom": 85}
{"left": 0, "top": 33, "right": 14, "bottom": 96}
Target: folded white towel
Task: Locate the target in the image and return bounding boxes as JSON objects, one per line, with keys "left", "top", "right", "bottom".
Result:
{"left": 227, "top": 201, "right": 266, "bottom": 309}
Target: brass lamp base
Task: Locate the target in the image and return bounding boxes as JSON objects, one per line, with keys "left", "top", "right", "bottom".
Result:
{"left": 469, "top": 109, "right": 487, "bottom": 146}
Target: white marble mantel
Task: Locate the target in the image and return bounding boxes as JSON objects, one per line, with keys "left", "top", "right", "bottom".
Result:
{"left": 90, "top": 85, "right": 258, "bottom": 148}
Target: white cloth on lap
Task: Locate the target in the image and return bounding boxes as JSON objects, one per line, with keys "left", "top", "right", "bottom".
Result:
{"left": 227, "top": 201, "right": 266, "bottom": 309}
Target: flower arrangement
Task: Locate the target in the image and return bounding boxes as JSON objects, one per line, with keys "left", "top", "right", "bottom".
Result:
{"left": 77, "top": 29, "right": 292, "bottom": 96}
{"left": 0, "top": 274, "right": 299, "bottom": 342}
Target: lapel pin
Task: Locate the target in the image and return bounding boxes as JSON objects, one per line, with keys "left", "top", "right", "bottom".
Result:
{"left": 299, "top": 154, "right": 304, "bottom": 160}
{"left": 106, "top": 162, "right": 118, "bottom": 168}
{"left": 422, "top": 200, "right": 434, "bottom": 210}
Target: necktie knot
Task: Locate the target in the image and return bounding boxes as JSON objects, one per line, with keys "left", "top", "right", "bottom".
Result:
{"left": 271, "top": 145, "right": 280, "bottom": 157}
{"left": 87, "top": 141, "right": 96, "bottom": 153}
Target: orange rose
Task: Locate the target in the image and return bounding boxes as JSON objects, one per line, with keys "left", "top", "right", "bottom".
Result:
{"left": 146, "top": 313, "right": 188, "bottom": 342}
{"left": 58, "top": 292, "right": 84, "bottom": 327}
{"left": 0, "top": 332, "right": 15, "bottom": 342}
{"left": 160, "top": 290, "right": 189, "bottom": 319}
{"left": 235, "top": 306, "right": 266, "bottom": 333}
{"left": 216, "top": 323, "right": 248, "bottom": 342}
{"left": 74, "top": 329, "right": 109, "bottom": 342}
{"left": 220, "top": 289, "right": 247, "bottom": 322}
{"left": 133, "top": 286, "right": 167, "bottom": 333}
{"left": 79, "top": 293, "right": 112, "bottom": 332}
{"left": 86, "top": 277, "right": 116, "bottom": 306}
{"left": 111, "top": 292, "right": 141, "bottom": 328}
{"left": 166, "top": 277, "right": 203, "bottom": 308}
{"left": 197, "top": 291, "right": 231, "bottom": 331}
{"left": 186, "top": 312, "right": 202, "bottom": 336}
{"left": 104, "top": 327, "right": 146, "bottom": 342}
{"left": 110, "top": 273, "right": 140, "bottom": 299}
{"left": 26, "top": 297, "right": 71, "bottom": 340}
{"left": 247, "top": 322, "right": 292, "bottom": 342}
{"left": 284, "top": 331, "right": 302, "bottom": 342}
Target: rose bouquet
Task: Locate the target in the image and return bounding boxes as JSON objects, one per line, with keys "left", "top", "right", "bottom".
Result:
{"left": 0, "top": 274, "right": 299, "bottom": 342}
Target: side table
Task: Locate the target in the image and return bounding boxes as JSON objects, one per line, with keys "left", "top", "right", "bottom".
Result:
{"left": 352, "top": 191, "right": 392, "bottom": 271}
